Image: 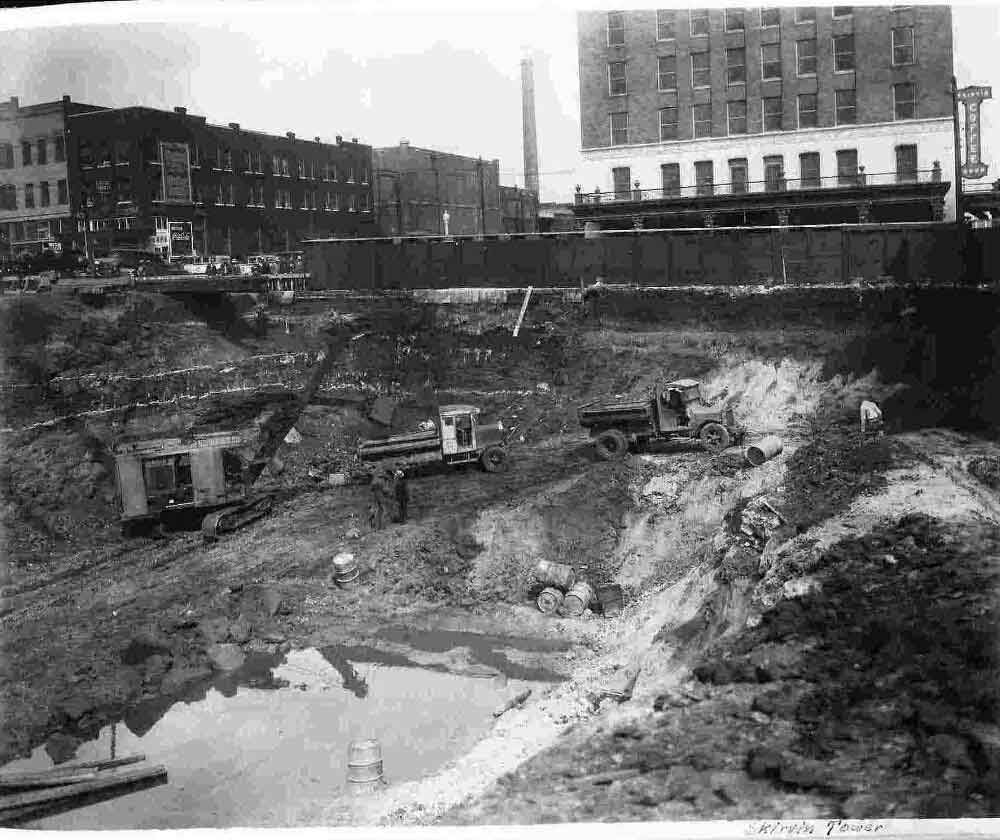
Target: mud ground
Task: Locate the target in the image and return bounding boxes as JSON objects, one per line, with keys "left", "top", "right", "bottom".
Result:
{"left": 1, "top": 287, "right": 998, "bottom": 825}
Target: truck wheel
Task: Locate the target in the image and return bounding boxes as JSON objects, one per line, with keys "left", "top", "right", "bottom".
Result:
{"left": 595, "top": 429, "right": 629, "bottom": 460}
{"left": 699, "top": 423, "right": 731, "bottom": 454}
{"left": 480, "top": 445, "right": 508, "bottom": 473}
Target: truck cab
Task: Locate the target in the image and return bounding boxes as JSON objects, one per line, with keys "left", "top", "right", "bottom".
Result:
{"left": 439, "top": 404, "right": 500, "bottom": 458}
{"left": 654, "top": 378, "right": 703, "bottom": 431}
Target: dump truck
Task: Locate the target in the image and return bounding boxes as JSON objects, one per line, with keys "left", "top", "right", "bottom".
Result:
{"left": 358, "top": 404, "right": 508, "bottom": 472}
{"left": 112, "top": 324, "right": 368, "bottom": 540}
{"left": 578, "top": 378, "right": 745, "bottom": 459}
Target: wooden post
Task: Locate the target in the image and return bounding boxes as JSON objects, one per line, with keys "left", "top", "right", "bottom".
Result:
{"left": 513, "top": 286, "right": 534, "bottom": 337}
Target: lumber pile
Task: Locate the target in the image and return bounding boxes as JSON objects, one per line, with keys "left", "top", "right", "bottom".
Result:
{"left": 0, "top": 754, "right": 167, "bottom": 825}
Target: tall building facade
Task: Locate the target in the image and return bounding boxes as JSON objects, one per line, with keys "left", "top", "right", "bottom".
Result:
{"left": 373, "top": 142, "right": 501, "bottom": 236}
{"left": 65, "top": 105, "right": 376, "bottom": 259}
{"left": 575, "top": 6, "right": 955, "bottom": 227}
{"left": 0, "top": 95, "right": 106, "bottom": 257}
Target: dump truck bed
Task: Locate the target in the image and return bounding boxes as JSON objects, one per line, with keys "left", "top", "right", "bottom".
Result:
{"left": 578, "top": 398, "right": 652, "bottom": 428}
{"left": 358, "top": 428, "right": 441, "bottom": 461}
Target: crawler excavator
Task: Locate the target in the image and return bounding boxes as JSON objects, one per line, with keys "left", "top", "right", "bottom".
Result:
{"left": 111, "top": 322, "right": 367, "bottom": 541}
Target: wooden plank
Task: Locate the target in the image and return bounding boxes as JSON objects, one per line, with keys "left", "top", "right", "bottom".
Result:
{"left": 0, "top": 772, "right": 98, "bottom": 789}
{"left": 0, "top": 755, "right": 145, "bottom": 789}
{"left": 0, "top": 765, "right": 167, "bottom": 812}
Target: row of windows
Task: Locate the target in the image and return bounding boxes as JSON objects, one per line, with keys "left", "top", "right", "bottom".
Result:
{"left": 609, "top": 7, "right": 910, "bottom": 44}
{"left": 4, "top": 219, "right": 70, "bottom": 243}
{"left": 608, "top": 29, "right": 914, "bottom": 97}
{"left": 608, "top": 145, "right": 918, "bottom": 198}
{"left": 0, "top": 179, "right": 70, "bottom": 211}
{"left": 77, "top": 139, "right": 369, "bottom": 184}
{"left": 78, "top": 178, "right": 371, "bottom": 212}
{"left": 0, "top": 136, "right": 67, "bottom": 169}
{"left": 609, "top": 82, "right": 916, "bottom": 145}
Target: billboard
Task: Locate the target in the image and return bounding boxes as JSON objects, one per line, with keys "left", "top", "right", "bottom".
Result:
{"left": 168, "top": 221, "right": 193, "bottom": 258}
{"left": 160, "top": 141, "right": 193, "bottom": 203}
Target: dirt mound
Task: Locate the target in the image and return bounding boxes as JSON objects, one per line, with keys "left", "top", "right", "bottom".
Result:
{"left": 968, "top": 456, "right": 1000, "bottom": 490}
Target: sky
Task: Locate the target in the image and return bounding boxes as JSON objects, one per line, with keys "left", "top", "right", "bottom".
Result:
{"left": 1, "top": 0, "right": 998, "bottom": 202}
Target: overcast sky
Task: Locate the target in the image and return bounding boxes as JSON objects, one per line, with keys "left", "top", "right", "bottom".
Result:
{"left": 2, "top": 0, "right": 997, "bottom": 202}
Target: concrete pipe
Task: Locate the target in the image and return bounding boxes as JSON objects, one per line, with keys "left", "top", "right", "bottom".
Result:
{"left": 745, "top": 436, "right": 783, "bottom": 467}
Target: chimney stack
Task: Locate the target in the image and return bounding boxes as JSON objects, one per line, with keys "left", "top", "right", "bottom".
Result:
{"left": 336, "top": 135, "right": 343, "bottom": 144}
{"left": 9, "top": 96, "right": 19, "bottom": 112}
{"left": 314, "top": 136, "right": 321, "bottom": 143}
{"left": 229, "top": 122, "right": 240, "bottom": 132}
{"left": 520, "top": 55, "right": 540, "bottom": 197}
{"left": 174, "top": 106, "right": 186, "bottom": 115}
{"left": 286, "top": 131, "right": 296, "bottom": 141}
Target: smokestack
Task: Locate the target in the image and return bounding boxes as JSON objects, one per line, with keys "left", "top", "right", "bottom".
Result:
{"left": 520, "top": 55, "right": 540, "bottom": 197}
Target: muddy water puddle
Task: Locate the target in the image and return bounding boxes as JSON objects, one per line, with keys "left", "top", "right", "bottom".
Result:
{"left": 5, "top": 643, "right": 559, "bottom": 829}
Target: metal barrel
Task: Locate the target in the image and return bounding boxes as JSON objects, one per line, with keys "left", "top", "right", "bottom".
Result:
{"left": 561, "top": 581, "right": 595, "bottom": 617}
{"left": 347, "top": 739, "right": 383, "bottom": 792}
{"left": 333, "top": 553, "right": 360, "bottom": 588}
{"left": 534, "top": 560, "right": 576, "bottom": 590}
{"left": 536, "top": 586, "right": 564, "bottom": 615}
{"left": 595, "top": 584, "right": 623, "bottom": 617}
{"left": 745, "top": 436, "right": 784, "bottom": 467}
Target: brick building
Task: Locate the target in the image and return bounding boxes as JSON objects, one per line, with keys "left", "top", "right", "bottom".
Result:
{"left": 66, "top": 105, "right": 376, "bottom": 259}
{"left": 500, "top": 185, "right": 539, "bottom": 233}
{"left": 0, "top": 95, "right": 106, "bottom": 258}
{"left": 574, "top": 6, "right": 955, "bottom": 227}
{"left": 373, "top": 142, "right": 502, "bottom": 236}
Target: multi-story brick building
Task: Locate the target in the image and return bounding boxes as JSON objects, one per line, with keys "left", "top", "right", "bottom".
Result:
{"left": 500, "top": 185, "right": 540, "bottom": 233}
{"left": 65, "top": 105, "right": 376, "bottom": 259}
{"left": 0, "top": 95, "right": 106, "bottom": 258}
{"left": 574, "top": 6, "right": 956, "bottom": 227}
{"left": 373, "top": 142, "right": 502, "bottom": 236}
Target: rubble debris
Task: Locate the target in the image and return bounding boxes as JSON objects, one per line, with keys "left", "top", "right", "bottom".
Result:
{"left": 206, "top": 643, "right": 246, "bottom": 672}
{"left": 283, "top": 427, "right": 302, "bottom": 445}
{"left": 536, "top": 587, "right": 564, "bottom": 615}
{"left": 534, "top": 560, "right": 576, "bottom": 591}
{"left": 968, "top": 456, "right": 1000, "bottom": 490}
{"left": 560, "top": 582, "right": 595, "bottom": 617}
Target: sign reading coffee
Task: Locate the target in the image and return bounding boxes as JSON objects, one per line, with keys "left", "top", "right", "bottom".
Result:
{"left": 957, "top": 85, "right": 992, "bottom": 180}
{"left": 160, "top": 141, "right": 193, "bottom": 203}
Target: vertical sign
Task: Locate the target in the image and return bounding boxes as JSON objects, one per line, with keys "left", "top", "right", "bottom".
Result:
{"left": 168, "top": 221, "right": 193, "bottom": 258}
{"left": 160, "top": 141, "right": 193, "bottom": 203}
{"left": 957, "top": 85, "right": 992, "bottom": 179}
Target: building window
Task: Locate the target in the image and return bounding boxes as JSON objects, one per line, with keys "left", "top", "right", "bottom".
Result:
{"left": 761, "top": 7, "right": 780, "bottom": 27}
{"left": 763, "top": 96, "right": 783, "bottom": 131}
{"left": 24, "top": 183, "right": 34, "bottom": 208}
{"left": 799, "top": 152, "right": 820, "bottom": 188}
{"left": 894, "top": 82, "right": 916, "bottom": 119}
{"left": 222, "top": 148, "right": 233, "bottom": 171}
{"left": 228, "top": 183, "right": 236, "bottom": 205}
{"left": 762, "top": 44, "right": 782, "bottom": 79}
{"left": 297, "top": 159, "right": 306, "bottom": 178}
{"left": 661, "top": 163, "right": 680, "bottom": 197}
{"left": 837, "top": 149, "right": 858, "bottom": 185}
{"left": 612, "top": 166, "right": 631, "bottom": 200}
{"left": 728, "top": 100, "right": 747, "bottom": 134}
{"left": 798, "top": 93, "right": 818, "bottom": 128}
{"left": 348, "top": 166, "right": 356, "bottom": 183}
{"left": 609, "top": 61, "right": 628, "bottom": 96}
{"left": 272, "top": 153, "right": 281, "bottom": 175}
{"left": 692, "top": 52, "right": 711, "bottom": 88}
{"left": 0, "top": 143, "right": 13, "bottom": 169}
{"left": 892, "top": 26, "right": 914, "bottom": 65}
{"left": 36, "top": 139, "right": 47, "bottom": 166}
{"left": 21, "top": 141, "right": 32, "bottom": 167}
{"left": 833, "top": 6, "right": 853, "bottom": 17}
{"left": 695, "top": 160, "right": 714, "bottom": 196}
{"left": 659, "top": 106, "right": 679, "bottom": 140}
{"left": 57, "top": 179, "right": 68, "bottom": 204}
{"left": 795, "top": 7, "right": 816, "bottom": 23}
{"left": 836, "top": 89, "right": 857, "bottom": 124}
{"left": 349, "top": 194, "right": 358, "bottom": 213}
{"left": 764, "top": 155, "right": 785, "bottom": 191}
{"left": 797, "top": 39, "right": 817, "bottom": 75}
{"left": 725, "top": 8, "right": 745, "bottom": 31}
{"left": 39, "top": 181, "right": 50, "bottom": 207}
{"left": 658, "top": 56, "right": 677, "bottom": 91}
{"left": 607, "top": 11, "right": 625, "bottom": 46}
{"left": 0, "top": 184, "right": 16, "bottom": 210}
{"left": 116, "top": 176, "right": 132, "bottom": 205}
{"left": 693, "top": 103, "right": 713, "bottom": 138}
{"left": 252, "top": 151, "right": 262, "bottom": 172}
{"left": 610, "top": 112, "right": 629, "bottom": 145}
{"left": 332, "top": 192, "right": 341, "bottom": 211}
{"left": 727, "top": 48, "right": 746, "bottom": 85}
{"left": 54, "top": 135, "right": 65, "bottom": 163}
{"left": 834, "top": 34, "right": 855, "bottom": 71}
{"left": 729, "top": 158, "right": 748, "bottom": 194}
{"left": 361, "top": 165, "right": 369, "bottom": 184}
{"left": 254, "top": 184, "right": 264, "bottom": 206}
{"left": 690, "top": 8, "right": 710, "bottom": 36}
{"left": 896, "top": 144, "right": 918, "bottom": 182}
{"left": 656, "top": 9, "right": 676, "bottom": 40}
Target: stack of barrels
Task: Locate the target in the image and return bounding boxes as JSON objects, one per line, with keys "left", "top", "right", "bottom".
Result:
{"left": 534, "top": 560, "right": 623, "bottom": 618}
{"left": 333, "top": 552, "right": 360, "bottom": 588}
{"left": 347, "top": 739, "right": 384, "bottom": 795}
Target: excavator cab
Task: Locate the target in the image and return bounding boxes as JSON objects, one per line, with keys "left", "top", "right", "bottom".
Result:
{"left": 439, "top": 405, "right": 480, "bottom": 455}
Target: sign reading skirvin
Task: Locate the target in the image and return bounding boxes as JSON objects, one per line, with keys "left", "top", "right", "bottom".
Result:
{"left": 160, "top": 141, "right": 193, "bottom": 203}
{"left": 168, "top": 221, "right": 193, "bottom": 258}
{"left": 958, "top": 85, "right": 992, "bottom": 180}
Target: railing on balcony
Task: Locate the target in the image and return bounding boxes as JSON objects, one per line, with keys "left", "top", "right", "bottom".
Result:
{"left": 575, "top": 164, "right": 946, "bottom": 205}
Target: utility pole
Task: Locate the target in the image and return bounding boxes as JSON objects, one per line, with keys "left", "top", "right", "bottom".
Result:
{"left": 477, "top": 158, "right": 486, "bottom": 235}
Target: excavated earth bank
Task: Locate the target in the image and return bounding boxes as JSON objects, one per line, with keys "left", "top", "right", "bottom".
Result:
{"left": 1, "top": 285, "right": 998, "bottom": 825}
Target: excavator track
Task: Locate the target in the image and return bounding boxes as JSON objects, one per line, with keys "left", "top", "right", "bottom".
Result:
{"left": 201, "top": 495, "right": 274, "bottom": 542}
